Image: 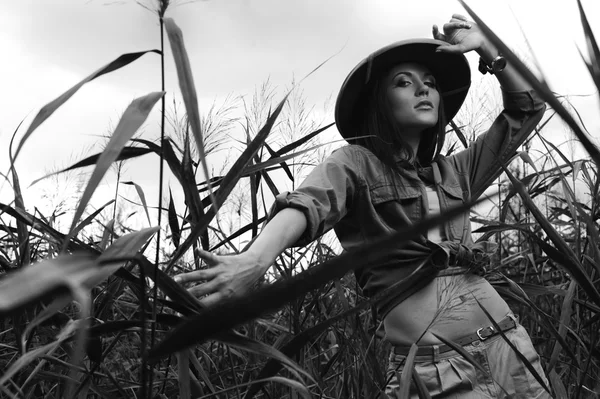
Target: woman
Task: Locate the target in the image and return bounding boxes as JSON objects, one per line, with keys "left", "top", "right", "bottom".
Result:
{"left": 175, "top": 14, "right": 550, "bottom": 398}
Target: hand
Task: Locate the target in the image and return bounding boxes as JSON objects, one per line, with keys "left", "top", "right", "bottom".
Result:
{"left": 174, "top": 249, "right": 268, "bottom": 307}
{"left": 432, "top": 14, "right": 488, "bottom": 55}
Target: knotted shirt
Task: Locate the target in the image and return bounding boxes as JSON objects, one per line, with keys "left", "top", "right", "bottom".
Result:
{"left": 268, "top": 89, "right": 546, "bottom": 317}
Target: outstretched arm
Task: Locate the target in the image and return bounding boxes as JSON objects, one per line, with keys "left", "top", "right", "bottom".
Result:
{"left": 432, "top": 14, "right": 532, "bottom": 92}
{"left": 175, "top": 207, "right": 307, "bottom": 307}
{"left": 175, "top": 146, "right": 361, "bottom": 307}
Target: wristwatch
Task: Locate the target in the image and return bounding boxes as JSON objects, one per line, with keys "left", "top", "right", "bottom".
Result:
{"left": 478, "top": 54, "right": 507, "bottom": 75}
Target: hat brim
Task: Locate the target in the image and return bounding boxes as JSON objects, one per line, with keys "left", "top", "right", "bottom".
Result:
{"left": 335, "top": 38, "right": 471, "bottom": 140}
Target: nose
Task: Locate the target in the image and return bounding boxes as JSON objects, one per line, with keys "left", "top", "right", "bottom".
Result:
{"left": 416, "top": 81, "right": 429, "bottom": 96}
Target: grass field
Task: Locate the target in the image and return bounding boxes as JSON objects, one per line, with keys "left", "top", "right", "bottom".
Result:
{"left": 0, "top": 1, "right": 599, "bottom": 398}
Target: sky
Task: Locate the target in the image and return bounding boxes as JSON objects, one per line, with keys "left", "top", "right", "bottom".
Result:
{"left": 0, "top": 0, "right": 598, "bottom": 231}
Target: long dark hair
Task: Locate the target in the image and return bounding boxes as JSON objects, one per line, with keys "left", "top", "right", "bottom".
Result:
{"left": 354, "top": 69, "right": 447, "bottom": 177}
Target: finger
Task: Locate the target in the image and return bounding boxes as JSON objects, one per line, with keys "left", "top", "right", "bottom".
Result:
{"left": 198, "top": 292, "right": 224, "bottom": 308}
{"left": 435, "top": 44, "right": 466, "bottom": 54}
{"left": 452, "top": 13, "right": 469, "bottom": 21}
{"left": 195, "top": 248, "right": 220, "bottom": 266}
{"left": 174, "top": 268, "right": 219, "bottom": 284}
{"left": 187, "top": 278, "right": 221, "bottom": 298}
{"left": 432, "top": 25, "right": 444, "bottom": 41}
{"left": 443, "top": 21, "right": 472, "bottom": 32}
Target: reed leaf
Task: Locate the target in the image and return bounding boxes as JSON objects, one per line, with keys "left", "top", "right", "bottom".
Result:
{"left": 503, "top": 167, "right": 600, "bottom": 306}
{"left": 8, "top": 120, "right": 31, "bottom": 268}
{"left": 412, "top": 369, "right": 431, "bottom": 399}
{"left": 548, "top": 280, "right": 577, "bottom": 372}
{"left": 209, "top": 217, "right": 267, "bottom": 252}
{"left": 177, "top": 350, "right": 191, "bottom": 399}
{"left": 548, "top": 369, "right": 568, "bottom": 399}
{"left": 238, "top": 139, "right": 345, "bottom": 178}
{"left": 0, "top": 319, "right": 82, "bottom": 386}
{"left": 188, "top": 349, "right": 217, "bottom": 394}
{"left": 121, "top": 181, "right": 152, "bottom": 226}
{"left": 448, "top": 120, "right": 468, "bottom": 149}
{"left": 430, "top": 333, "right": 492, "bottom": 379}
{"left": 0, "top": 227, "right": 157, "bottom": 315}
{"left": 164, "top": 18, "right": 217, "bottom": 214}
{"left": 397, "top": 344, "right": 418, "bottom": 399}
{"left": 137, "top": 256, "right": 312, "bottom": 383}
{"left": 475, "top": 299, "right": 552, "bottom": 395}
{"left": 269, "top": 121, "right": 335, "bottom": 163}
{"left": 165, "top": 93, "right": 289, "bottom": 272}
{"left": 264, "top": 142, "right": 293, "bottom": 181}
{"left": 148, "top": 198, "right": 478, "bottom": 360}
{"left": 493, "top": 281, "right": 579, "bottom": 364}
{"left": 99, "top": 219, "right": 115, "bottom": 250}
{"left": 12, "top": 50, "right": 160, "bottom": 162}
{"left": 168, "top": 188, "right": 181, "bottom": 249}
{"left": 71, "top": 200, "right": 115, "bottom": 240}
{"left": 30, "top": 147, "right": 153, "bottom": 187}
{"left": 197, "top": 376, "right": 312, "bottom": 399}
{"left": 576, "top": 0, "right": 600, "bottom": 96}
{"left": 459, "top": 0, "right": 600, "bottom": 167}
{"left": 66, "top": 92, "right": 164, "bottom": 243}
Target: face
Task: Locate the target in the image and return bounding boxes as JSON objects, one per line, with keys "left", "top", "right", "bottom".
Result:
{"left": 384, "top": 63, "right": 440, "bottom": 133}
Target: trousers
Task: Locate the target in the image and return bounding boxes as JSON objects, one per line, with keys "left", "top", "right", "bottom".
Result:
{"left": 385, "top": 324, "right": 551, "bottom": 398}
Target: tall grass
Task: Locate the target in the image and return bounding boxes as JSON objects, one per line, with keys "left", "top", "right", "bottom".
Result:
{"left": 0, "top": 1, "right": 599, "bottom": 398}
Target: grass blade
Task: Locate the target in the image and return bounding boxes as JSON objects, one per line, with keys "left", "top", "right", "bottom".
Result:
{"left": 475, "top": 299, "right": 552, "bottom": 395}
{"left": 121, "top": 181, "right": 152, "bottom": 226}
{"left": 177, "top": 350, "right": 191, "bottom": 399}
{"left": 148, "top": 198, "right": 481, "bottom": 359}
{"left": 165, "top": 93, "right": 290, "bottom": 272}
{"left": 503, "top": 167, "right": 600, "bottom": 306}
{"left": 577, "top": 0, "right": 600, "bottom": 93}
{"left": 448, "top": 120, "right": 468, "bottom": 149}
{"left": 397, "top": 344, "right": 418, "bottom": 399}
{"left": 12, "top": 50, "right": 160, "bottom": 162}
{"left": 8, "top": 120, "right": 31, "bottom": 268}
{"left": 66, "top": 92, "right": 164, "bottom": 242}
{"left": 548, "top": 280, "right": 577, "bottom": 372}
{"left": 30, "top": 147, "right": 153, "bottom": 187}
{"left": 0, "top": 319, "right": 81, "bottom": 386}
{"left": 164, "top": 18, "right": 217, "bottom": 214}
{"left": 168, "top": 188, "right": 181, "bottom": 249}
{"left": 459, "top": 0, "right": 600, "bottom": 167}
{"left": 209, "top": 216, "right": 267, "bottom": 252}
{"left": 71, "top": 199, "right": 115, "bottom": 240}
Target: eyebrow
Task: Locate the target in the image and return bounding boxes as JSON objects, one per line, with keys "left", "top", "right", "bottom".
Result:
{"left": 392, "top": 71, "right": 435, "bottom": 80}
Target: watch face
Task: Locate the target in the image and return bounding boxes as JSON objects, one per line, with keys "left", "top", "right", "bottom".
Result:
{"left": 493, "top": 57, "right": 507, "bottom": 73}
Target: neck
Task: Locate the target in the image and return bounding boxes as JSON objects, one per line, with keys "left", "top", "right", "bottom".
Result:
{"left": 401, "top": 128, "right": 422, "bottom": 158}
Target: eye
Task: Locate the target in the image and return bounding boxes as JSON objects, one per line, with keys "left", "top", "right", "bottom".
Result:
{"left": 424, "top": 81, "right": 436, "bottom": 88}
{"left": 396, "top": 80, "right": 411, "bottom": 87}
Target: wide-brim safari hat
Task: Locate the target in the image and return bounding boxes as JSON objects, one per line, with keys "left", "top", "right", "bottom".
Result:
{"left": 335, "top": 38, "right": 471, "bottom": 140}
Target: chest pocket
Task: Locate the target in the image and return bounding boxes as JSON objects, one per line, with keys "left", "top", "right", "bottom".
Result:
{"left": 439, "top": 183, "right": 467, "bottom": 240}
{"left": 368, "top": 182, "right": 422, "bottom": 224}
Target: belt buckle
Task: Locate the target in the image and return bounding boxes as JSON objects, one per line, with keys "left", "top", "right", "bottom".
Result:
{"left": 476, "top": 326, "right": 494, "bottom": 341}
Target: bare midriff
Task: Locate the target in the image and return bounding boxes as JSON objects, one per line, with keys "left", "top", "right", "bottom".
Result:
{"left": 383, "top": 273, "right": 511, "bottom": 346}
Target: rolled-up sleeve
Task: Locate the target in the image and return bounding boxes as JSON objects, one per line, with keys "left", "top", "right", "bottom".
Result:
{"left": 267, "top": 146, "right": 363, "bottom": 247}
{"left": 449, "top": 89, "right": 546, "bottom": 200}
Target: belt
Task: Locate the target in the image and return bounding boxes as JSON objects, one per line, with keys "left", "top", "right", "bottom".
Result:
{"left": 392, "top": 315, "right": 517, "bottom": 357}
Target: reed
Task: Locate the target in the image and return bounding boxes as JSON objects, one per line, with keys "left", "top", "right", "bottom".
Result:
{"left": 0, "top": 1, "right": 599, "bottom": 398}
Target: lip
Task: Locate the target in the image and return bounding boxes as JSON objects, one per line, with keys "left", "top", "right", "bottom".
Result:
{"left": 415, "top": 100, "right": 434, "bottom": 109}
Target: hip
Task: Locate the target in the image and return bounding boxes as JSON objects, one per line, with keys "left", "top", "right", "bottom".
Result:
{"left": 383, "top": 273, "right": 511, "bottom": 345}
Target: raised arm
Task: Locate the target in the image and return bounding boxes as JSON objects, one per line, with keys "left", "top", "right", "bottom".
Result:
{"left": 433, "top": 15, "right": 546, "bottom": 199}
{"left": 432, "top": 14, "right": 532, "bottom": 92}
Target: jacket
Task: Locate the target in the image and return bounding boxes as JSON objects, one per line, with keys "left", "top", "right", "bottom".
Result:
{"left": 269, "top": 88, "right": 546, "bottom": 316}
